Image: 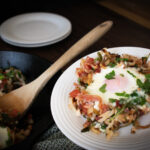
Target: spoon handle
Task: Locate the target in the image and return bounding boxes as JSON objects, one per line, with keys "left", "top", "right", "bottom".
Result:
{"left": 32, "top": 21, "right": 113, "bottom": 92}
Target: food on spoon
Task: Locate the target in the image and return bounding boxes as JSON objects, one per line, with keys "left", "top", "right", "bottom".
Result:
{"left": 0, "top": 67, "right": 33, "bottom": 149}
{"left": 69, "top": 48, "right": 150, "bottom": 139}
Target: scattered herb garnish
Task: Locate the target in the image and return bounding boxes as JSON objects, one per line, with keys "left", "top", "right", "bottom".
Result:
{"left": 130, "top": 90, "right": 138, "bottom": 97}
{"left": 129, "top": 96, "right": 146, "bottom": 106}
{"left": 136, "top": 77, "right": 150, "bottom": 94}
{"left": 116, "top": 57, "right": 129, "bottom": 62}
{"left": 101, "top": 123, "right": 107, "bottom": 130}
{"left": 136, "top": 79, "right": 143, "bottom": 88}
{"left": 109, "top": 98, "right": 116, "bottom": 103}
{"left": 99, "top": 84, "right": 107, "bottom": 93}
{"left": 120, "top": 73, "right": 124, "bottom": 77}
{"left": 127, "top": 70, "right": 136, "bottom": 78}
{"left": 97, "top": 52, "right": 103, "bottom": 62}
{"left": 6, "top": 70, "right": 15, "bottom": 78}
{"left": 145, "top": 74, "right": 150, "bottom": 79}
{"left": 110, "top": 104, "right": 127, "bottom": 121}
{"left": 115, "top": 91, "right": 130, "bottom": 98}
{"left": 78, "top": 78, "right": 81, "bottom": 83}
{"left": 105, "top": 70, "right": 115, "bottom": 80}
{"left": 108, "top": 62, "right": 116, "bottom": 68}
{"left": 0, "top": 73, "right": 5, "bottom": 80}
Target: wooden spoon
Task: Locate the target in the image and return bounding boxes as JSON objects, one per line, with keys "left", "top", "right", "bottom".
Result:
{"left": 0, "top": 20, "right": 113, "bottom": 115}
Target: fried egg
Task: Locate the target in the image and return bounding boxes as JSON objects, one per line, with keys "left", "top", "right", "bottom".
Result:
{"left": 86, "top": 65, "right": 145, "bottom": 105}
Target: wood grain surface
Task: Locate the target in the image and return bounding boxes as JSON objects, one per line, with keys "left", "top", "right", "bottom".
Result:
{"left": 96, "top": 0, "right": 150, "bottom": 29}
{"left": 0, "top": 0, "right": 150, "bottom": 71}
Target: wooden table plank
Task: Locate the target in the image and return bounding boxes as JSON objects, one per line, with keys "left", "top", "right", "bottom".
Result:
{"left": 0, "top": 0, "right": 149, "bottom": 71}
{"left": 96, "top": 0, "right": 150, "bottom": 29}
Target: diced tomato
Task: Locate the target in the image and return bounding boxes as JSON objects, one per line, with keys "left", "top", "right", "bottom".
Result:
{"left": 0, "top": 78, "right": 7, "bottom": 89}
{"left": 116, "top": 100, "right": 122, "bottom": 107}
{"left": 79, "top": 94, "right": 102, "bottom": 102}
{"left": 85, "top": 57, "right": 94, "bottom": 64}
{"left": 69, "top": 89, "right": 80, "bottom": 98}
{"left": 100, "top": 104, "right": 109, "bottom": 113}
{"left": 95, "top": 65, "right": 101, "bottom": 73}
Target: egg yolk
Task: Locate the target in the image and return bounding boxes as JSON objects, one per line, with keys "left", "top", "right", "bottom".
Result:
{"left": 105, "top": 75, "right": 128, "bottom": 93}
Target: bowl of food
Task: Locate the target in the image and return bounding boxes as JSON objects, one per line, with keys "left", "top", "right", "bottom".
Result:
{"left": 51, "top": 47, "right": 150, "bottom": 150}
{"left": 0, "top": 51, "right": 60, "bottom": 150}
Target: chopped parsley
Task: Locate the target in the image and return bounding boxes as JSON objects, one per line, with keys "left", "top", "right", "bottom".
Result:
{"left": 127, "top": 70, "right": 136, "bottom": 78}
{"left": 116, "top": 57, "right": 129, "bottom": 62}
{"left": 109, "top": 98, "right": 116, "bottom": 103}
{"left": 99, "top": 84, "right": 107, "bottom": 93}
{"left": 128, "top": 96, "right": 146, "bottom": 106}
{"left": 78, "top": 78, "right": 80, "bottom": 83}
{"left": 101, "top": 123, "right": 107, "bottom": 130}
{"left": 120, "top": 73, "right": 124, "bottom": 77}
{"left": 97, "top": 52, "right": 102, "bottom": 62}
{"left": 0, "top": 73, "right": 5, "bottom": 80}
{"left": 130, "top": 90, "right": 138, "bottom": 97}
{"left": 105, "top": 70, "right": 115, "bottom": 80}
{"left": 108, "top": 62, "right": 116, "bottom": 68}
{"left": 136, "top": 79, "right": 143, "bottom": 88}
{"left": 115, "top": 91, "right": 130, "bottom": 98}
{"left": 136, "top": 75, "right": 150, "bottom": 94}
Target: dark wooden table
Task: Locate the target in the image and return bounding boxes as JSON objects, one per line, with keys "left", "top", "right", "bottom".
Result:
{"left": 0, "top": 0, "right": 150, "bottom": 71}
{"left": 0, "top": 0, "right": 150, "bottom": 149}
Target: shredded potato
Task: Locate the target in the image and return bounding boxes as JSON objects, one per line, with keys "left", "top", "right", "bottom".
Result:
{"left": 0, "top": 67, "right": 33, "bottom": 149}
{"left": 69, "top": 48, "right": 150, "bottom": 139}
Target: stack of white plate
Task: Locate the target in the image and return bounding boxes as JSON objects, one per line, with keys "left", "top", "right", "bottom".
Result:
{"left": 0, "top": 12, "right": 72, "bottom": 47}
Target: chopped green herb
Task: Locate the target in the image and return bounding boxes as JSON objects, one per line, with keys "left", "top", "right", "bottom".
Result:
{"left": 130, "top": 90, "right": 138, "bottom": 97}
{"left": 129, "top": 97, "right": 146, "bottom": 106}
{"left": 110, "top": 104, "right": 127, "bottom": 121}
{"left": 145, "top": 74, "right": 150, "bottom": 80}
{"left": 6, "top": 70, "right": 15, "bottom": 78}
{"left": 101, "top": 123, "right": 107, "bottom": 129}
{"left": 78, "top": 78, "right": 80, "bottom": 83}
{"left": 97, "top": 52, "right": 102, "bottom": 62}
{"left": 127, "top": 70, "right": 136, "bottom": 78}
{"left": 0, "top": 73, "right": 5, "bottom": 80}
{"left": 17, "top": 71, "right": 22, "bottom": 78}
{"left": 142, "top": 56, "right": 148, "bottom": 62}
{"left": 120, "top": 73, "right": 124, "bottom": 77}
{"left": 143, "top": 79, "right": 150, "bottom": 94}
{"left": 123, "top": 58, "right": 129, "bottom": 62}
{"left": 109, "top": 98, "right": 116, "bottom": 103}
{"left": 116, "top": 57, "right": 129, "bottom": 62}
{"left": 136, "top": 79, "right": 144, "bottom": 88}
{"left": 84, "top": 83, "right": 89, "bottom": 88}
{"left": 115, "top": 91, "right": 129, "bottom": 98}
{"left": 119, "top": 98, "right": 126, "bottom": 105}
{"left": 105, "top": 70, "right": 115, "bottom": 80}
{"left": 108, "top": 62, "right": 116, "bottom": 68}
{"left": 99, "top": 84, "right": 107, "bottom": 93}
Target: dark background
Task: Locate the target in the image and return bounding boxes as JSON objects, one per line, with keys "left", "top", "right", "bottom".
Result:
{"left": 0, "top": 0, "right": 84, "bottom": 23}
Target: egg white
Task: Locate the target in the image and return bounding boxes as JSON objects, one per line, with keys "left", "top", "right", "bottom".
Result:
{"left": 86, "top": 66, "right": 145, "bottom": 105}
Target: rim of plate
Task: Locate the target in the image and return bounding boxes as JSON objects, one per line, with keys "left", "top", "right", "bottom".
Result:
{"left": 0, "top": 12, "right": 72, "bottom": 47}
{"left": 51, "top": 47, "right": 150, "bottom": 150}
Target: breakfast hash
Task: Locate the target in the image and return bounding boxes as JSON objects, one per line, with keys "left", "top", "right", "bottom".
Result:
{"left": 69, "top": 48, "right": 150, "bottom": 139}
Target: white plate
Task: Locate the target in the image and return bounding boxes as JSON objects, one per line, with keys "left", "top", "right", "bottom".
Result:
{"left": 0, "top": 12, "right": 72, "bottom": 47}
{"left": 51, "top": 47, "right": 150, "bottom": 150}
